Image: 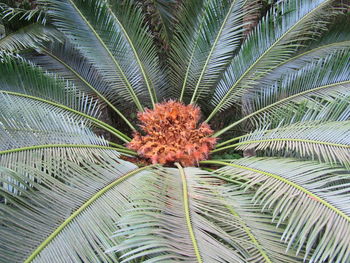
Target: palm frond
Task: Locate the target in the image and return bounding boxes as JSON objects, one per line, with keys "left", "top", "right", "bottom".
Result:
{"left": 23, "top": 41, "right": 103, "bottom": 95}
{"left": 208, "top": 0, "right": 343, "bottom": 120}
{"left": 0, "top": 2, "right": 47, "bottom": 25}
{"left": 0, "top": 93, "right": 107, "bottom": 150}
{"left": 258, "top": 16, "right": 350, "bottom": 87}
{"left": 216, "top": 158, "right": 350, "bottom": 263}
{"left": 214, "top": 49, "right": 350, "bottom": 137}
{"left": 40, "top": 0, "right": 162, "bottom": 110}
{"left": 170, "top": 0, "right": 249, "bottom": 104}
{"left": 235, "top": 121, "right": 350, "bottom": 167}
{"left": 0, "top": 23, "right": 58, "bottom": 52}
{"left": 0, "top": 52, "right": 131, "bottom": 141}
{"left": 24, "top": 40, "right": 137, "bottom": 131}
{"left": 110, "top": 165, "right": 306, "bottom": 262}
{"left": 216, "top": 93, "right": 350, "bottom": 154}
{"left": 0, "top": 147, "right": 144, "bottom": 263}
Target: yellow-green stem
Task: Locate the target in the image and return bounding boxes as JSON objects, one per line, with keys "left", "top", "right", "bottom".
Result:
{"left": 175, "top": 163, "right": 203, "bottom": 263}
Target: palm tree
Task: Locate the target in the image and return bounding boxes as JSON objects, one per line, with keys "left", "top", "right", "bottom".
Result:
{"left": 0, "top": 0, "right": 350, "bottom": 262}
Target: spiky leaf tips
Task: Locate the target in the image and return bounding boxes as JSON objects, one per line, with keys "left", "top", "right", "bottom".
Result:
{"left": 127, "top": 100, "right": 217, "bottom": 166}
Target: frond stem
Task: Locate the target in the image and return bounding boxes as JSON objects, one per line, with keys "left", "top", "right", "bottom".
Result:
{"left": 212, "top": 138, "right": 350, "bottom": 153}
{"left": 179, "top": 0, "right": 209, "bottom": 102}
{"left": 226, "top": 205, "right": 272, "bottom": 263}
{"left": 24, "top": 165, "right": 151, "bottom": 263}
{"left": 0, "top": 144, "right": 135, "bottom": 156}
{"left": 265, "top": 40, "right": 350, "bottom": 77}
{"left": 215, "top": 134, "right": 249, "bottom": 148}
{"left": 175, "top": 163, "right": 203, "bottom": 263}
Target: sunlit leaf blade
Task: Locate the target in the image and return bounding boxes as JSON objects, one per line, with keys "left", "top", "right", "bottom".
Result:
{"left": 0, "top": 3, "right": 47, "bottom": 25}
{"left": 111, "top": 167, "right": 245, "bottom": 262}
{"left": 236, "top": 121, "right": 350, "bottom": 167}
{"left": 23, "top": 40, "right": 110, "bottom": 97}
{"left": 0, "top": 93, "right": 106, "bottom": 150}
{"left": 214, "top": 49, "right": 350, "bottom": 137}
{"left": 258, "top": 17, "right": 350, "bottom": 87}
{"left": 218, "top": 158, "right": 350, "bottom": 262}
{"left": 170, "top": 0, "right": 248, "bottom": 103}
{"left": 244, "top": 50, "right": 350, "bottom": 120}
{"left": 0, "top": 148, "right": 141, "bottom": 263}
{"left": 40, "top": 0, "right": 162, "bottom": 109}
{"left": 111, "top": 166, "right": 306, "bottom": 262}
{"left": 0, "top": 52, "right": 101, "bottom": 118}
{"left": 220, "top": 182, "right": 307, "bottom": 263}
{"left": 209, "top": 0, "right": 341, "bottom": 119}
{"left": 0, "top": 52, "right": 132, "bottom": 142}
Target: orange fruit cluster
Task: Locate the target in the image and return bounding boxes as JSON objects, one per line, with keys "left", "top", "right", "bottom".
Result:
{"left": 127, "top": 100, "right": 217, "bottom": 166}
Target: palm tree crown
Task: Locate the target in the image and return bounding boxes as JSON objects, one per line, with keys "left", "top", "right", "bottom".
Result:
{"left": 0, "top": 0, "right": 349, "bottom": 262}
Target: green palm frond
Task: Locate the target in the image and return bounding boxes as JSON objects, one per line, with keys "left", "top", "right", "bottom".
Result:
{"left": 1, "top": 0, "right": 350, "bottom": 262}
{"left": 208, "top": 0, "right": 342, "bottom": 120}
{"left": 0, "top": 52, "right": 130, "bottom": 142}
{"left": 259, "top": 17, "right": 350, "bottom": 87}
{"left": 152, "top": 0, "right": 177, "bottom": 41}
{"left": 23, "top": 40, "right": 137, "bottom": 131}
{"left": 134, "top": 0, "right": 177, "bottom": 43}
{"left": 111, "top": 166, "right": 306, "bottom": 262}
{"left": 0, "top": 52, "right": 100, "bottom": 117}
{"left": 40, "top": 0, "right": 162, "bottom": 110}
{"left": 23, "top": 40, "right": 106, "bottom": 95}
{"left": 234, "top": 121, "right": 350, "bottom": 167}
{"left": 214, "top": 49, "right": 350, "bottom": 137}
{"left": 0, "top": 93, "right": 107, "bottom": 150}
{"left": 212, "top": 158, "right": 350, "bottom": 263}
{"left": 170, "top": 0, "right": 249, "bottom": 104}
{"left": 0, "top": 147, "right": 142, "bottom": 263}
{"left": 215, "top": 93, "right": 350, "bottom": 153}
{"left": 0, "top": 23, "right": 58, "bottom": 52}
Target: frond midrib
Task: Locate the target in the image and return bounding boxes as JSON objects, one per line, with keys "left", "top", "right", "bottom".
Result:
{"left": 175, "top": 163, "right": 203, "bottom": 263}
{"left": 263, "top": 39, "right": 350, "bottom": 77}
{"left": 178, "top": 0, "right": 209, "bottom": 102}
{"left": 105, "top": 4, "right": 157, "bottom": 106}
{"left": 0, "top": 144, "right": 134, "bottom": 156}
{"left": 224, "top": 204, "right": 272, "bottom": 263}
{"left": 213, "top": 137, "right": 350, "bottom": 153}
{"left": 207, "top": 179, "right": 273, "bottom": 263}
{"left": 24, "top": 165, "right": 151, "bottom": 263}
